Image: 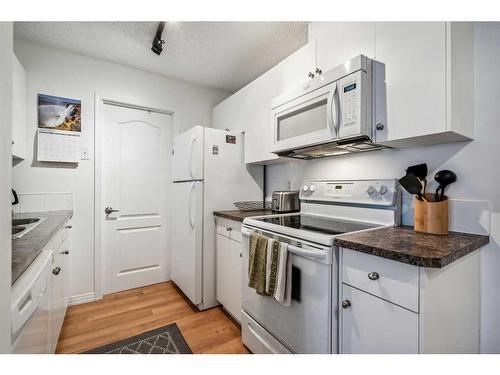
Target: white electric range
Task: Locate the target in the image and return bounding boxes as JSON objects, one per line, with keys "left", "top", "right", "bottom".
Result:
{"left": 240, "top": 179, "right": 401, "bottom": 354}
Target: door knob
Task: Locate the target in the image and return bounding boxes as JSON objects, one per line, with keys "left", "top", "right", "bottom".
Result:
{"left": 52, "top": 267, "right": 61, "bottom": 275}
{"left": 368, "top": 272, "right": 380, "bottom": 281}
{"left": 105, "top": 207, "right": 120, "bottom": 214}
{"left": 342, "top": 300, "right": 351, "bottom": 309}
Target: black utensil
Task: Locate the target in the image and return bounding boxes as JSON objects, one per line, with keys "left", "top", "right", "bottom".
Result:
{"left": 434, "top": 170, "right": 457, "bottom": 201}
{"left": 399, "top": 173, "right": 424, "bottom": 200}
{"left": 406, "top": 163, "right": 428, "bottom": 195}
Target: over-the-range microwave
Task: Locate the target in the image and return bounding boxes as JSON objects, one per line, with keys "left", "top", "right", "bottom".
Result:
{"left": 270, "top": 55, "right": 391, "bottom": 159}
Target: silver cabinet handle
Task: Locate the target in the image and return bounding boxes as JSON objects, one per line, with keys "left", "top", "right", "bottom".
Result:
{"left": 226, "top": 227, "right": 232, "bottom": 232}
{"left": 368, "top": 272, "right": 380, "bottom": 281}
{"left": 308, "top": 72, "right": 315, "bottom": 79}
{"left": 65, "top": 225, "right": 72, "bottom": 229}
{"left": 315, "top": 67, "right": 322, "bottom": 75}
{"left": 52, "top": 267, "right": 61, "bottom": 275}
{"left": 62, "top": 250, "right": 69, "bottom": 255}
{"left": 105, "top": 207, "right": 119, "bottom": 214}
{"left": 342, "top": 300, "right": 351, "bottom": 309}
{"left": 376, "top": 123, "right": 385, "bottom": 131}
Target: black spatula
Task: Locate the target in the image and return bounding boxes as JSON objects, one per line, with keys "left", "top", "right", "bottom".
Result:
{"left": 406, "top": 163, "right": 428, "bottom": 196}
{"left": 399, "top": 173, "right": 424, "bottom": 201}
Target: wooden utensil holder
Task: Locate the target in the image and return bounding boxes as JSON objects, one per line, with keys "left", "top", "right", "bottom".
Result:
{"left": 414, "top": 193, "right": 449, "bottom": 235}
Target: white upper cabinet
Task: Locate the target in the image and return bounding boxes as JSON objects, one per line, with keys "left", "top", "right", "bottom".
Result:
{"left": 212, "top": 65, "right": 280, "bottom": 164}
{"left": 212, "top": 22, "right": 475, "bottom": 165}
{"left": 276, "top": 40, "right": 317, "bottom": 95}
{"left": 12, "top": 53, "right": 26, "bottom": 160}
{"left": 375, "top": 22, "right": 447, "bottom": 143}
{"left": 374, "top": 22, "right": 474, "bottom": 147}
{"left": 312, "top": 22, "right": 376, "bottom": 73}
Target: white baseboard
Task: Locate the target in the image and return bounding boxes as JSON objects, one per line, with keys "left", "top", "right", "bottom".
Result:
{"left": 69, "top": 292, "right": 96, "bottom": 306}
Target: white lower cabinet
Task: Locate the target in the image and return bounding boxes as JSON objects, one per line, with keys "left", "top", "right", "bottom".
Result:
{"left": 215, "top": 218, "right": 242, "bottom": 322}
{"left": 49, "top": 219, "right": 72, "bottom": 352}
{"left": 339, "top": 248, "right": 481, "bottom": 354}
{"left": 340, "top": 284, "right": 418, "bottom": 354}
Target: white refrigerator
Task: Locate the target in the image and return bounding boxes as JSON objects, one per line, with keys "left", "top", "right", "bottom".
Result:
{"left": 171, "top": 125, "right": 263, "bottom": 310}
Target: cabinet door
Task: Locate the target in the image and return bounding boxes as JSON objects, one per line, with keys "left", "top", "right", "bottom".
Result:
{"left": 216, "top": 233, "right": 228, "bottom": 307}
{"left": 224, "top": 238, "right": 242, "bottom": 322}
{"left": 51, "top": 251, "right": 64, "bottom": 352}
{"left": 243, "top": 66, "right": 279, "bottom": 164}
{"left": 312, "top": 22, "right": 375, "bottom": 73}
{"left": 277, "top": 40, "right": 316, "bottom": 95}
{"left": 340, "top": 284, "right": 418, "bottom": 354}
{"left": 61, "top": 221, "right": 72, "bottom": 309}
{"left": 375, "top": 22, "right": 446, "bottom": 142}
{"left": 12, "top": 53, "right": 25, "bottom": 159}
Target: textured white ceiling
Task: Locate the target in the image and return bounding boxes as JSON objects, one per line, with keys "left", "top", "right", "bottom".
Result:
{"left": 14, "top": 22, "right": 308, "bottom": 92}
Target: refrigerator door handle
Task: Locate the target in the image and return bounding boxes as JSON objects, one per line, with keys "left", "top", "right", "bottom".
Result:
{"left": 188, "top": 181, "right": 196, "bottom": 229}
{"left": 189, "top": 135, "right": 196, "bottom": 179}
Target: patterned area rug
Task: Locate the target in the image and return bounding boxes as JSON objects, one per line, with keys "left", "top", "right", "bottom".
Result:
{"left": 83, "top": 323, "right": 192, "bottom": 354}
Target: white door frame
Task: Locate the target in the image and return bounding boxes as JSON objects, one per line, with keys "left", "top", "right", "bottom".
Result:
{"left": 94, "top": 93, "right": 179, "bottom": 301}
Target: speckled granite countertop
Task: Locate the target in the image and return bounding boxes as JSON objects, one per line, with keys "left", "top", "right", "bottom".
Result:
{"left": 12, "top": 210, "right": 73, "bottom": 284}
{"left": 335, "top": 225, "right": 489, "bottom": 268}
{"left": 213, "top": 210, "right": 276, "bottom": 222}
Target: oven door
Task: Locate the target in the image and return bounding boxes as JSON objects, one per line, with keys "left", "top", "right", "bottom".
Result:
{"left": 241, "top": 226, "right": 335, "bottom": 354}
{"left": 271, "top": 80, "right": 339, "bottom": 153}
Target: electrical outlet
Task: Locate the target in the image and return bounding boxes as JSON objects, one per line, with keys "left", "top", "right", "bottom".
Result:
{"left": 81, "top": 148, "right": 90, "bottom": 160}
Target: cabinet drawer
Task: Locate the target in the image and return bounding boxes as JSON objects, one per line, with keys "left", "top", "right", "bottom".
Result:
{"left": 241, "top": 311, "right": 292, "bottom": 354}
{"left": 341, "top": 284, "right": 418, "bottom": 354}
{"left": 341, "top": 248, "right": 419, "bottom": 312}
{"left": 216, "top": 217, "right": 242, "bottom": 243}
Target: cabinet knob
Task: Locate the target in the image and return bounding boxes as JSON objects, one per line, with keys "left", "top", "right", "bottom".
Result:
{"left": 65, "top": 225, "right": 72, "bottom": 229}
{"left": 62, "top": 250, "right": 70, "bottom": 255}
{"left": 225, "top": 227, "right": 232, "bottom": 232}
{"left": 342, "top": 300, "right": 351, "bottom": 309}
{"left": 52, "top": 267, "right": 61, "bottom": 275}
{"left": 376, "top": 123, "right": 385, "bottom": 131}
{"left": 368, "top": 272, "right": 380, "bottom": 281}
{"left": 240, "top": 253, "right": 242, "bottom": 258}
{"left": 308, "top": 72, "right": 315, "bottom": 79}
{"left": 315, "top": 67, "right": 322, "bottom": 75}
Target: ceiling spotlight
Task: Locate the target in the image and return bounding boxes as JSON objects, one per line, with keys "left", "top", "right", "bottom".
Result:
{"left": 151, "top": 22, "right": 166, "bottom": 56}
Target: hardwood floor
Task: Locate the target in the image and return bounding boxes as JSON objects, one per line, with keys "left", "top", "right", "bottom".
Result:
{"left": 56, "top": 281, "right": 250, "bottom": 354}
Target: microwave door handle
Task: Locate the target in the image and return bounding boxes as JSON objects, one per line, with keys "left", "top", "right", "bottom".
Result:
{"left": 327, "top": 83, "right": 340, "bottom": 138}
{"left": 331, "top": 83, "right": 341, "bottom": 136}
{"left": 326, "top": 84, "right": 336, "bottom": 138}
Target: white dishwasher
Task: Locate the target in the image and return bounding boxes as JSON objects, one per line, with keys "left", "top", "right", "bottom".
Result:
{"left": 11, "top": 249, "right": 53, "bottom": 354}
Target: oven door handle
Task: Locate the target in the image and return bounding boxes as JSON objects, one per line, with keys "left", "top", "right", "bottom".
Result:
{"left": 241, "top": 227, "right": 331, "bottom": 264}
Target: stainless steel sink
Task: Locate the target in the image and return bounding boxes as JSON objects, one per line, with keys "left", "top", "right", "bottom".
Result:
{"left": 12, "top": 216, "right": 47, "bottom": 239}
{"left": 12, "top": 226, "right": 25, "bottom": 235}
{"left": 12, "top": 218, "right": 40, "bottom": 226}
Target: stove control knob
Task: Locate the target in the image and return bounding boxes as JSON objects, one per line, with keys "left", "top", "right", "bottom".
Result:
{"left": 378, "top": 185, "right": 388, "bottom": 195}
{"left": 303, "top": 185, "right": 309, "bottom": 192}
{"left": 366, "top": 185, "right": 376, "bottom": 195}
{"left": 309, "top": 185, "right": 316, "bottom": 192}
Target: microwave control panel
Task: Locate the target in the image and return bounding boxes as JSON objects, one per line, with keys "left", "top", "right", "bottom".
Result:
{"left": 338, "top": 68, "right": 370, "bottom": 138}
{"left": 341, "top": 81, "right": 359, "bottom": 127}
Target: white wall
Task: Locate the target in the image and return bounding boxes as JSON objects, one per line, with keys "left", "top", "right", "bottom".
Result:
{"left": 0, "top": 22, "right": 13, "bottom": 354}
{"left": 266, "top": 22, "right": 500, "bottom": 353}
{"left": 12, "top": 39, "right": 229, "bottom": 300}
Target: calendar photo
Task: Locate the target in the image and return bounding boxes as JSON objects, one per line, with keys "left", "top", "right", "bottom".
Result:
{"left": 38, "top": 94, "right": 81, "bottom": 133}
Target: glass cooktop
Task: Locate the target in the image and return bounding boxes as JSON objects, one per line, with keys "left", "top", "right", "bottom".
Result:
{"left": 255, "top": 215, "right": 379, "bottom": 236}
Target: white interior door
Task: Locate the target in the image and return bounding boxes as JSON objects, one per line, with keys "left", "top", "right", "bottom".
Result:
{"left": 102, "top": 103, "right": 172, "bottom": 294}
{"left": 170, "top": 181, "right": 203, "bottom": 305}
